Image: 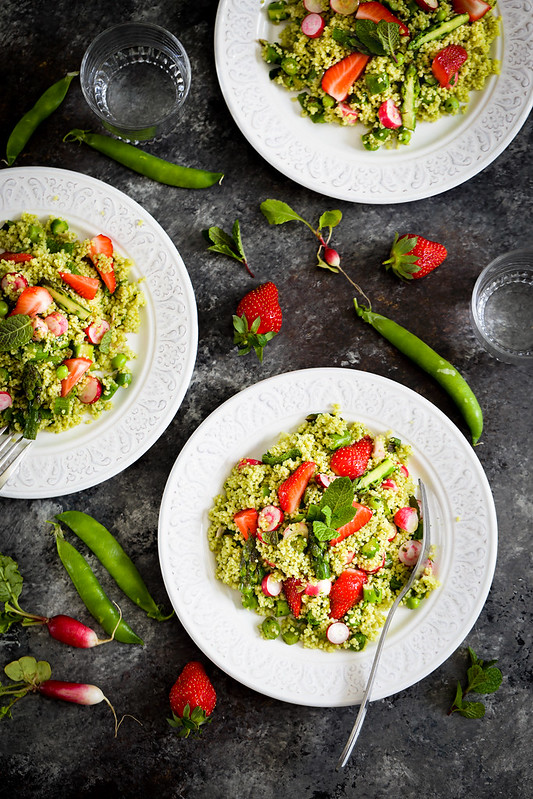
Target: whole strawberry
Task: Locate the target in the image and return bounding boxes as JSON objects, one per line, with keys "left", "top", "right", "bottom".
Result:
{"left": 383, "top": 233, "right": 447, "bottom": 280}
{"left": 233, "top": 281, "right": 282, "bottom": 361}
{"left": 167, "top": 661, "right": 216, "bottom": 737}
{"left": 330, "top": 437, "right": 372, "bottom": 479}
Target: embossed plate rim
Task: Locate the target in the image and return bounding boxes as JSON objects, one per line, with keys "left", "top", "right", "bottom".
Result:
{"left": 0, "top": 166, "right": 198, "bottom": 498}
{"left": 158, "top": 367, "right": 498, "bottom": 706}
{"left": 214, "top": 0, "right": 533, "bottom": 203}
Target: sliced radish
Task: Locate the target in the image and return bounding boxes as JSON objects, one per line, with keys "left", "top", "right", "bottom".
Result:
{"left": 258, "top": 504, "right": 284, "bottom": 532}
{"left": 381, "top": 478, "right": 398, "bottom": 490}
{"left": 326, "top": 621, "right": 350, "bottom": 644}
{"left": 78, "top": 375, "right": 102, "bottom": 404}
{"left": 330, "top": 0, "right": 359, "bottom": 13}
{"left": 414, "top": 0, "right": 438, "bottom": 9}
{"left": 378, "top": 99, "right": 402, "bottom": 129}
{"left": 45, "top": 312, "right": 68, "bottom": 337}
{"left": 386, "top": 522, "right": 398, "bottom": 542}
{"left": 0, "top": 391, "right": 13, "bottom": 410}
{"left": 372, "top": 434, "right": 386, "bottom": 461}
{"left": 317, "top": 578, "right": 332, "bottom": 595}
{"left": 360, "top": 553, "right": 385, "bottom": 574}
{"left": 315, "top": 473, "right": 337, "bottom": 489}
{"left": 283, "top": 521, "right": 309, "bottom": 540}
{"left": 345, "top": 550, "right": 355, "bottom": 564}
{"left": 262, "top": 574, "right": 283, "bottom": 597}
{"left": 84, "top": 319, "right": 110, "bottom": 345}
{"left": 1, "top": 272, "right": 28, "bottom": 294}
{"left": 399, "top": 464, "right": 409, "bottom": 478}
{"left": 237, "top": 458, "right": 262, "bottom": 470}
{"left": 398, "top": 539, "right": 422, "bottom": 567}
{"left": 304, "top": 0, "right": 324, "bottom": 11}
{"left": 301, "top": 12, "right": 325, "bottom": 37}
{"left": 336, "top": 102, "right": 358, "bottom": 124}
{"left": 31, "top": 317, "right": 48, "bottom": 341}
{"left": 394, "top": 506, "right": 419, "bottom": 534}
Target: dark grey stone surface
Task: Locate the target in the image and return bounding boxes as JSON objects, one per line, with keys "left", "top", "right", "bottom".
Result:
{"left": 0, "top": 2, "right": 531, "bottom": 797}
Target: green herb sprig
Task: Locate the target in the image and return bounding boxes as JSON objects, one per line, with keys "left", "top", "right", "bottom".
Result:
{"left": 0, "top": 315, "right": 33, "bottom": 352}
{"left": 332, "top": 20, "right": 401, "bottom": 62}
{"left": 448, "top": 647, "right": 503, "bottom": 718}
{"left": 203, "top": 220, "right": 253, "bottom": 276}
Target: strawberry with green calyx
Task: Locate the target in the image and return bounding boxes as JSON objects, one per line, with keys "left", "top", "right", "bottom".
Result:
{"left": 167, "top": 661, "right": 216, "bottom": 738}
{"left": 233, "top": 281, "right": 282, "bottom": 362}
{"left": 383, "top": 233, "right": 447, "bottom": 280}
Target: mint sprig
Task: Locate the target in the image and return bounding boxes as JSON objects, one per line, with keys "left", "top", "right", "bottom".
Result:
{"left": 448, "top": 647, "right": 503, "bottom": 718}
{"left": 204, "top": 220, "right": 253, "bottom": 276}
{"left": 332, "top": 20, "right": 401, "bottom": 62}
{"left": 0, "top": 315, "right": 33, "bottom": 352}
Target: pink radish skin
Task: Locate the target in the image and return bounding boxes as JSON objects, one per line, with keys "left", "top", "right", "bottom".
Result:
{"left": 31, "top": 317, "right": 48, "bottom": 341}
{"left": 1, "top": 272, "right": 28, "bottom": 293}
{"left": 381, "top": 479, "right": 398, "bottom": 490}
{"left": 400, "top": 464, "right": 409, "bottom": 478}
{"left": 345, "top": 550, "right": 355, "bottom": 564}
{"left": 330, "top": 0, "right": 359, "bottom": 14}
{"left": 315, "top": 473, "right": 337, "bottom": 489}
{"left": 372, "top": 435, "right": 386, "bottom": 461}
{"left": 394, "top": 506, "right": 419, "bottom": 534}
{"left": 378, "top": 99, "right": 402, "bottom": 129}
{"left": 360, "top": 553, "right": 385, "bottom": 574}
{"left": 262, "top": 574, "right": 282, "bottom": 597}
{"left": 304, "top": 0, "right": 324, "bottom": 10}
{"left": 258, "top": 504, "right": 284, "bottom": 532}
{"left": 324, "top": 246, "right": 341, "bottom": 267}
{"left": 78, "top": 375, "right": 102, "bottom": 405}
{"left": 283, "top": 522, "right": 308, "bottom": 540}
{"left": 84, "top": 319, "right": 110, "bottom": 344}
{"left": 326, "top": 621, "right": 350, "bottom": 644}
{"left": 336, "top": 102, "right": 358, "bottom": 124}
{"left": 0, "top": 391, "right": 13, "bottom": 411}
{"left": 238, "top": 458, "right": 262, "bottom": 470}
{"left": 305, "top": 579, "right": 332, "bottom": 596}
{"left": 415, "top": 0, "right": 438, "bottom": 8}
{"left": 45, "top": 312, "right": 68, "bottom": 337}
{"left": 38, "top": 680, "right": 106, "bottom": 705}
{"left": 398, "top": 539, "right": 422, "bottom": 567}
{"left": 301, "top": 12, "right": 325, "bottom": 37}
{"left": 46, "top": 615, "right": 103, "bottom": 648}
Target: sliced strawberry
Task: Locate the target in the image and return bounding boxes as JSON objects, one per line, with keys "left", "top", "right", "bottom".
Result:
{"left": 233, "top": 508, "right": 258, "bottom": 540}
{"left": 283, "top": 577, "right": 304, "bottom": 618}
{"left": 10, "top": 286, "right": 53, "bottom": 317}
{"left": 432, "top": 45, "right": 468, "bottom": 89}
{"left": 329, "top": 570, "right": 367, "bottom": 619}
{"left": 321, "top": 53, "right": 370, "bottom": 102}
{"left": 59, "top": 271, "right": 100, "bottom": 300}
{"left": 356, "top": 1, "right": 410, "bottom": 36}
{"left": 452, "top": 0, "right": 491, "bottom": 21}
{"left": 0, "top": 251, "right": 34, "bottom": 263}
{"left": 330, "top": 437, "right": 373, "bottom": 479}
{"left": 89, "top": 234, "right": 116, "bottom": 294}
{"left": 60, "top": 357, "right": 92, "bottom": 397}
{"left": 278, "top": 461, "right": 316, "bottom": 513}
{"left": 329, "top": 502, "right": 373, "bottom": 547}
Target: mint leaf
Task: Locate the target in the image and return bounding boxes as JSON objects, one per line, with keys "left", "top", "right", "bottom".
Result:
{"left": 260, "top": 199, "right": 308, "bottom": 227}
{"left": 232, "top": 219, "right": 246, "bottom": 261}
{"left": 354, "top": 20, "right": 387, "bottom": 55}
{"left": 376, "top": 20, "right": 400, "bottom": 60}
{"left": 0, "top": 315, "right": 33, "bottom": 352}
{"left": 456, "top": 701, "right": 486, "bottom": 719}
{"left": 0, "top": 555, "right": 23, "bottom": 605}
{"left": 319, "top": 476, "right": 354, "bottom": 515}
{"left": 205, "top": 221, "right": 253, "bottom": 276}
{"left": 313, "top": 521, "right": 338, "bottom": 542}
{"left": 98, "top": 329, "right": 112, "bottom": 354}
{"left": 467, "top": 665, "right": 503, "bottom": 695}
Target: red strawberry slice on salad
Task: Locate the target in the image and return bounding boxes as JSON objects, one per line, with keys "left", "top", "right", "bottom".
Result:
{"left": 452, "top": 0, "right": 491, "bottom": 21}
{"left": 356, "top": 1, "right": 410, "bottom": 37}
{"left": 10, "top": 286, "right": 53, "bottom": 317}
{"left": 330, "top": 437, "right": 373, "bottom": 479}
{"left": 59, "top": 271, "right": 100, "bottom": 300}
{"left": 321, "top": 53, "right": 370, "bottom": 102}
{"left": 233, "top": 508, "right": 258, "bottom": 540}
{"left": 329, "top": 570, "right": 368, "bottom": 619}
{"left": 89, "top": 234, "right": 116, "bottom": 294}
{"left": 60, "top": 357, "right": 92, "bottom": 397}
{"left": 283, "top": 577, "right": 304, "bottom": 618}
{"left": 383, "top": 233, "right": 448, "bottom": 280}
{"left": 329, "top": 502, "right": 373, "bottom": 547}
{"left": 432, "top": 45, "right": 468, "bottom": 89}
{"left": 0, "top": 251, "right": 34, "bottom": 263}
{"left": 278, "top": 461, "right": 316, "bottom": 513}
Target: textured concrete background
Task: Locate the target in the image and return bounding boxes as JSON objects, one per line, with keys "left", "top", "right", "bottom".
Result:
{"left": 0, "top": 1, "right": 531, "bottom": 797}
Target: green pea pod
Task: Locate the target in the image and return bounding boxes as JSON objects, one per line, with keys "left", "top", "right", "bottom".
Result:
{"left": 353, "top": 299, "right": 483, "bottom": 446}
{"left": 5, "top": 72, "right": 78, "bottom": 166}
{"left": 53, "top": 527, "right": 143, "bottom": 645}
{"left": 63, "top": 129, "right": 224, "bottom": 189}
{"left": 55, "top": 511, "right": 172, "bottom": 621}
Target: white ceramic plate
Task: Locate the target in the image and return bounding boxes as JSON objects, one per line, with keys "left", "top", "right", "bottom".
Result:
{"left": 158, "top": 367, "right": 498, "bottom": 707}
{"left": 0, "top": 167, "right": 198, "bottom": 498}
{"left": 214, "top": 0, "right": 532, "bottom": 203}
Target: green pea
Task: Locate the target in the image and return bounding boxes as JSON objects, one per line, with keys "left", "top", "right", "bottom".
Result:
{"left": 436, "top": 8, "right": 447, "bottom": 20}
{"left": 398, "top": 127, "right": 412, "bottom": 145}
{"left": 115, "top": 371, "right": 132, "bottom": 387}
{"left": 361, "top": 537, "right": 380, "bottom": 558}
{"left": 362, "top": 133, "right": 381, "bottom": 151}
{"left": 281, "top": 57, "right": 299, "bottom": 76}
{"left": 28, "top": 224, "right": 42, "bottom": 242}
{"left": 395, "top": 53, "right": 405, "bottom": 65}
{"left": 0, "top": 300, "right": 9, "bottom": 318}
{"left": 56, "top": 364, "right": 69, "bottom": 380}
{"left": 50, "top": 218, "right": 68, "bottom": 235}
{"left": 282, "top": 627, "right": 300, "bottom": 645}
{"left": 111, "top": 352, "right": 128, "bottom": 369}
{"left": 322, "top": 94, "right": 335, "bottom": 108}
{"left": 406, "top": 596, "right": 421, "bottom": 609}
{"left": 262, "top": 617, "right": 281, "bottom": 640}
{"left": 444, "top": 95, "right": 460, "bottom": 114}
{"left": 365, "top": 73, "right": 390, "bottom": 95}
{"left": 275, "top": 599, "right": 290, "bottom": 617}
{"left": 373, "top": 127, "right": 390, "bottom": 142}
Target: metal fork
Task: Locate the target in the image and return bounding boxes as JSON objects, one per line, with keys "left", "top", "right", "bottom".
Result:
{"left": 336, "top": 478, "right": 432, "bottom": 769}
{"left": 0, "top": 426, "right": 33, "bottom": 490}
